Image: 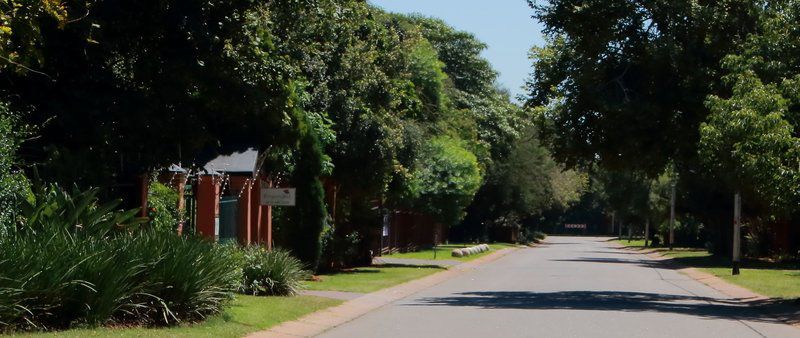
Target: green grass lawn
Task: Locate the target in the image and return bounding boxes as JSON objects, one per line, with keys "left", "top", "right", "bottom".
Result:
{"left": 11, "top": 295, "right": 342, "bottom": 338}
{"left": 616, "top": 240, "right": 800, "bottom": 299}
{"left": 383, "top": 243, "right": 518, "bottom": 262}
{"left": 304, "top": 265, "right": 445, "bottom": 293}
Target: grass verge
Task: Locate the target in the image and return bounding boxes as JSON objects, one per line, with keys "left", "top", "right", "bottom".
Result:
{"left": 616, "top": 240, "right": 800, "bottom": 299}
{"left": 305, "top": 265, "right": 445, "bottom": 293}
{"left": 383, "top": 243, "right": 517, "bottom": 262}
{"left": 11, "top": 295, "right": 342, "bottom": 338}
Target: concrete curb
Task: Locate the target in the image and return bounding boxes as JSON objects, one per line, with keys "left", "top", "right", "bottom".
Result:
{"left": 247, "top": 246, "right": 521, "bottom": 338}
{"left": 615, "top": 245, "right": 767, "bottom": 301}
{"left": 615, "top": 244, "right": 800, "bottom": 327}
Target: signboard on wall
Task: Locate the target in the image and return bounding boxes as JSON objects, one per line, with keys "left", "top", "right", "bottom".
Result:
{"left": 260, "top": 187, "right": 296, "bottom": 206}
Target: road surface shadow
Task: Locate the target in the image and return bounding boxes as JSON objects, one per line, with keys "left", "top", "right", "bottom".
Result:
{"left": 551, "top": 257, "right": 663, "bottom": 269}
{"left": 412, "top": 291, "right": 798, "bottom": 323}
{"left": 581, "top": 250, "right": 646, "bottom": 255}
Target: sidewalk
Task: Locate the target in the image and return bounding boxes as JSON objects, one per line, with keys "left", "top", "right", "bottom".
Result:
{"left": 247, "top": 247, "right": 519, "bottom": 338}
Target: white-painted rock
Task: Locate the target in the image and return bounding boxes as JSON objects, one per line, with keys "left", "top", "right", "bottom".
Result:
{"left": 451, "top": 249, "right": 463, "bottom": 257}
{"left": 481, "top": 244, "right": 489, "bottom": 251}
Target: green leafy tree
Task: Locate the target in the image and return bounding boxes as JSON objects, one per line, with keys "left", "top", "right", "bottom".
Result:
{"left": 527, "top": 0, "right": 761, "bottom": 175}
{"left": 700, "top": 72, "right": 799, "bottom": 209}
{"left": 410, "top": 136, "right": 483, "bottom": 227}
{"left": 700, "top": 0, "right": 800, "bottom": 211}
{"left": 4, "top": 1, "right": 301, "bottom": 199}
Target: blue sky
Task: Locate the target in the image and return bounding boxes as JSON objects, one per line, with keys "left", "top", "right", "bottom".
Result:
{"left": 369, "top": 0, "right": 545, "bottom": 100}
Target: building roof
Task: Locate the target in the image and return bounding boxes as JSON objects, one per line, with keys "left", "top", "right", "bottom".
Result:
{"left": 167, "top": 164, "right": 187, "bottom": 173}
{"left": 203, "top": 148, "right": 259, "bottom": 174}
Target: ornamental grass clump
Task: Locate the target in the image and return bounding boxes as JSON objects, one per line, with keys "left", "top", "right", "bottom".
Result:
{"left": 0, "top": 184, "right": 239, "bottom": 332}
{"left": 239, "top": 247, "right": 310, "bottom": 296}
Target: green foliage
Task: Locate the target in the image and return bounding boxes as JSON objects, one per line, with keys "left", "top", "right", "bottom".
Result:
{"left": 1, "top": 185, "right": 239, "bottom": 331}
{"left": 12, "top": 183, "right": 146, "bottom": 238}
{"left": 648, "top": 169, "right": 675, "bottom": 226}
{"left": 701, "top": 71, "right": 799, "bottom": 208}
{"left": 406, "top": 37, "right": 449, "bottom": 121}
{"left": 0, "top": 102, "right": 29, "bottom": 233}
{"left": 318, "top": 227, "right": 363, "bottom": 273}
{"left": 0, "top": 0, "right": 67, "bottom": 72}
{"left": 238, "top": 247, "right": 310, "bottom": 297}
{"left": 411, "top": 136, "right": 482, "bottom": 226}
{"left": 655, "top": 216, "right": 706, "bottom": 247}
{"left": 594, "top": 168, "right": 651, "bottom": 224}
{"left": 699, "top": 1, "right": 800, "bottom": 211}
{"left": 285, "top": 128, "right": 327, "bottom": 271}
{"left": 147, "top": 182, "right": 182, "bottom": 233}
{"left": 527, "top": 0, "right": 761, "bottom": 174}
{"left": 3, "top": 0, "right": 300, "bottom": 192}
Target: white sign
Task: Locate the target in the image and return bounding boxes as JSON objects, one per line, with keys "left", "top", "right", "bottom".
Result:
{"left": 565, "top": 223, "right": 587, "bottom": 229}
{"left": 260, "top": 187, "right": 296, "bottom": 206}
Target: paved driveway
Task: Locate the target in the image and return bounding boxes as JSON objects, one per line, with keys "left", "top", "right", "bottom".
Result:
{"left": 318, "top": 236, "right": 800, "bottom": 338}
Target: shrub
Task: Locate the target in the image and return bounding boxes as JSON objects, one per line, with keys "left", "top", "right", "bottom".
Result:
{"left": 147, "top": 182, "right": 183, "bottom": 233}
{"left": 239, "top": 247, "right": 310, "bottom": 296}
{"left": 318, "top": 227, "right": 363, "bottom": 273}
{"left": 744, "top": 219, "right": 773, "bottom": 258}
{"left": 519, "top": 228, "right": 547, "bottom": 244}
{"left": 0, "top": 184, "right": 239, "bottom": 331}
{"left": 0, "top": 103, "right": 29, "bottom": 234}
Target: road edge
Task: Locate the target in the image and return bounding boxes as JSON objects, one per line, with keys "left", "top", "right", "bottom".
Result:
{"left": 614, "top": 243, "right": 800, "bottom": 327}
{"left": 246, "top": 246, "right": 523, "bottom": 338}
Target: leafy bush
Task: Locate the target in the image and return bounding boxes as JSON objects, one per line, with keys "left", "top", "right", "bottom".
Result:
{"left": 518, "top": 228, "right": 547, "bottom": 244}
{"left": 0, "top": 103, "right": 29, "bottom": 234}
{"left": 318, "top": 227, "right": 363, "bottom": 273}
{"left": 239, "top": 247, "right": 310, "bottom": 296}
{"left": 147, "top": 182, "right": 183, "bottom": 233}
{"left": 656, "top": 217, "right": 706, "bottom": 247}
{"left": 0, "top": 184, "right": 239, "bottom": 331}
{"left": 744, "top": 219, "right": 773, "bottom": 258}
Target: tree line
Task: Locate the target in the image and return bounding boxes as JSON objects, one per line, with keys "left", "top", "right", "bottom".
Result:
{"left": 528, "top": 0, "right": 800, "bottom": 257}
{"left": 0, "top": 1, "right": 583, "bottom": 270}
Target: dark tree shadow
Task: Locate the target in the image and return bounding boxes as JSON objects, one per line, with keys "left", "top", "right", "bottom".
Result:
{"left": 550, "top": 257, "right": 665, "bottom": 269}
{"left": 410, "top": 291, "right": 799, "bottom": 324}
{"left": 582, "top": 250, "right": 644, "bottom": 255}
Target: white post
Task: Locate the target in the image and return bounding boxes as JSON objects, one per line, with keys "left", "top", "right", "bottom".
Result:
{"left": 669, "top": 183, "right": 676, "bottom": 250}
{"left": 627, "top": 224, "right": 632, "bottom": 242}
{"left": 611, "top": 212, "right": 616, "bottom": 235}
{"left": 733, "top": 192, "right": 741, "bottom": 275}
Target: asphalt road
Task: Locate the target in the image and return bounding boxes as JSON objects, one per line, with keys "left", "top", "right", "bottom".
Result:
{"left": 318, "top": 236, "right": 800, "bottom": 338}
